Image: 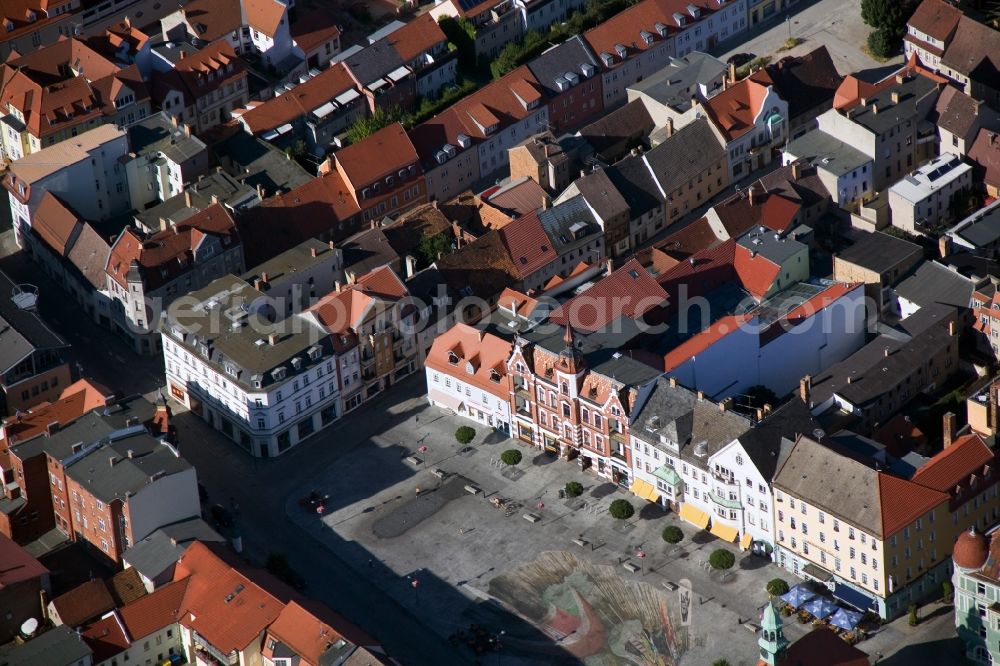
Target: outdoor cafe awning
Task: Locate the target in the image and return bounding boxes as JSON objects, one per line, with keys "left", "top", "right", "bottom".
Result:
{"left": 678, "top": 503, "right": 710, "bottom": 530}
{"left": 428, "top": 389, "right": 465, "bottom": 414}
{"left": 740, "top": 532, "right": 753, "bottom": 551}
{"left": 833, "top": 582, "right": 877, "bottom": 612}
{"left": 630, "top": 478, "right": 660, "bottom": 503}
{"left": 710, "top": 521, "right": 739, "bottom": 543}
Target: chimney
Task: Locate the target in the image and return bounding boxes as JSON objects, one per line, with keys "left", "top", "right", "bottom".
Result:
{"left": 183, "top": 124, "right": 191, "bottom": 137}
{"left": 883, "top": 347, "right": 890, "bottom": 357}
{"left": 431, "top": 198, "right": 439, "bottom": 209}
{"left": 669, "top": 376, "right": 677, "bottom": 388}
{"left": 690, "top": 95, "right": 698, "bottom": 110}
{"left": 268, "top": 333, "right": 279, "bottom": 346}
{"left": 763, "top": 403, "right": 772, "bottom": 416}
{"left": 109, "top": 456, "right": 117, "bottom": 467}
{"left": 318, "top": 157, "right": 333, "bottom": 175}
{"left": 159, "top": 217, "right": 169, "bottom": 232}
{"left": 666, "top": 117, "right": 674, "bottom": 137}
{"left": 127, "top": 449, "right": 135, "bottom": 459}
{"left": 872, "top": 104, "right": 879, "bottom": 115}
{"left": 310, "top": 247, "right": 318, "bottom": 258}
{"left": 170, "top": 114, "right": 178, "bottom": 128}
{"left": 939, "top": 235, "right": 952, "bottom": 258}
{"left": 949, "top": 320, "right": 957, "bottom": 336}
{"left": 728, "top": 61, "right": 736, "bottom": 83}
{"left": 542, "top": 195, "right": 549, "bottom": 210}
{"left": 846, "top": 375, "right": 853, "bottom": 384}
{"left": 943, "top": 411, "right": 956, "bottom": 448}
{"left": 183, "top": 190, "right": 192, "bottom": 208}
{"left": 254, "top": 278, "right": 263, "bottom": 290}
{"left": 256, "top": 183, "right": 265, "bottom": 199}
{"left": 45, "top": 421, "right": 59, "bottom": 436}
{"left": 334, "top": 280, "right": 342, "bottom": 292}
{"left": 799, "top": 375, "right": 811, "bottom": 403}
{"left": 696, "top": 390, "right": 704, "bottom": 400}
{"left": 210, "top": 194, "right": 219, "bottom": 205}
{"left": 719, "top": 397, "right": 731, "bottom": 412}
{"left": 606, "top": 258, "right": 614, "bottom": 274}
{"left": 895, "top": 73, "right": 904, "bottom": 85}
{"left": 260, "top": 271, "right": 268, "bottom": 284}
{"left": 860, "top": 97, "right": 868, "bottom": 107}
{"left": 329, "top": 240, "right": 335, "bottom": 250}
{"left": 170, "top": 537, "right": 178, "bottom": 546}
{"left": 748, "top": 184, "right": 757, "bottom": 206}
{"left": 405, "top": 254, "right": 418, "bottom": 278}
{"left": 891, "top": 91, "right": 900, "bottom": 104}
{"left": 755, "top": 407, "right": 764, "bottom": 421}
{"left": 543, "top": 142, "right": 549, "bottom": 158}
{"left": 791, "top": 161, "right": 800, "bottom": 181}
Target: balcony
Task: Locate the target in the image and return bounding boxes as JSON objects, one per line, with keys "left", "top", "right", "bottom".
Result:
{"left": 610, "top": 449, "right": 627, "bottom": 463}
{"left": 610, "top": 430, "right": 626, "bottom": 444}
{"left": 712, "top": 470, "right": 736, "bottom": 485}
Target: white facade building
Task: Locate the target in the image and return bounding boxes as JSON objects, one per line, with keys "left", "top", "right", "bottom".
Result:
{"left": 889, "top": 153, "right": 973, "bottom": 233}
{"left": 5, "top": 125, "right": 130, "bottom": 249}
{"left": 162, "top": 277, "right": 342, "bottom": 458}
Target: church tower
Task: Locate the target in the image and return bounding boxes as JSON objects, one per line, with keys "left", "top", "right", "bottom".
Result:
{"left": 758, "top": 601, "right": 789, "bottom": 666}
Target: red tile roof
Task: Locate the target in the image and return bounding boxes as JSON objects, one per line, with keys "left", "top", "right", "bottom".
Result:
{"left": 243, "top": 0, "right": 286, "bottom": 36}
{"left": 309, "top": 266, "right": 409, "bottom": 334}
{"left": 82, "top": 612, "right": 130, "bottom": 663}
{"left": 335, "top": 122, "right": 419, "bottom": 192}
{"left": 51, "top": 579, "right": 116, "bottom": 628}
{"left": 289, "top": 8, "right": 342, "bottom": 53}
{"left": 0, "top": 532, "right": 47, "bottom": 589}
{"left": 119, "top": 578, "right": 189, "bottom": 640}
{"left": 240, "top": 63, "right": 356, "bottom": 134}
{"left": 174, "top": 542, "right": 285, "bottom": 654}
{"left": 153, "top": 40, "right": 246, "bottom": 106}
{"left": 700, "top": 76, "right": 773, "bottom": 143}
{"left": 911, "top": 433, "right": 995, "bottom": 493}
{"left": 907, "top": 0, "right": 962, "bottom": 44}
{"left": 388, "top": 13, "right": 447, "bottom": 63}
{"left": 778, "top": 626, "right": 870, "bottom": 666}
{"left": 0, "top": 38, "right": 149, "bottom": 138}
{"left": 878, "top": 472, "right": 948, "bottom": 536}
{"left": 549, "top": 258, "right": 668, "bottom": 332}
{"left": 582, "top": 0, "right": 723, "bottom": 68}
{"left": 179, "top": 0, "right": 243, "bottom": 43}
{"left": 30, "top": 193, "right": 80, "bottom": 257}
{"left": 1, "top": 380, "right": 113, "bottom": 457}
{"left": 426, "top": 323, "right": 512, "bottom": 396}
{"left": 106, "top": 203, "right": 238, "bottom": 291}
{"left": 265, "top": 601, "right": 374, "bottom": 664}
{"left": 498, "top": 212, "right": 557, "bottom": 279}
{"left": 663, "top": 313, "right": 748, "bottom": 371}
{"left": 409, "top": 66, "right": 545, "bottom": 167}
{"left": 968, "top": 128, "right": 1000, "bottom": 189}
{"left": 732, "top": 243, "right": 782, "bottom": 299}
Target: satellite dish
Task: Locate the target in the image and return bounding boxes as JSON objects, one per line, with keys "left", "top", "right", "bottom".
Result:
{"left": 20, "top": 618, "right": 38, "bottom": 636}
{"left": 812, "top": 428, "right": 826, "bottom": 441}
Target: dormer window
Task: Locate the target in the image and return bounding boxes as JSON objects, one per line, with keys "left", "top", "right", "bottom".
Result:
{"left": 386, "top": 175, "right": 394, "bottom": 187}
{"left": 307, "top": 346, "right": 322, "bottom": 360}
{"left": 614, "top": 44, "right": 627, "bottom": 58}
{"left": 271, "top": 367, "right": 287, "bottom": 381}
{"left": 655, "top": 22, "right": 668, "bottom": 37}
{"left": 600, "top": 53, "right": 613, "bottom": 67}
{"left": 687, "top": 4, "right": 701, "bottom": 19}
{"left": 465, "top": 361, "right": 474, "bottom": 375}
{"left": 291, "top": 357, "right": 302, "bottom": 371}
{"left": 224, "top": 364, "right": 237, "bottom": 377}
{"left": 640, "top": 31, "right": 653, "bottom": 45}
{"left": 489, "top": 369, "right": 501, "bottom": 383}
{"left": 447, "top": 351, "right": 459, "bottom": 364}
{"left": 673, "top": 12, "right": 686, "bottom": 26}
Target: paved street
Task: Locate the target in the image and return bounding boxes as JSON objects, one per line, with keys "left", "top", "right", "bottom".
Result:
{"left": 716, "top": 0, "right": 902, "bottom": 75}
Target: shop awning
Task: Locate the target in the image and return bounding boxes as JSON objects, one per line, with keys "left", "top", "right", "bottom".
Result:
{"left": 428, "top": 389, "right": 465, "bottom": 414}
{"left": 631, "top": 478, "right": 660, "bottom": 503}
{"left": 740, "top": 532, "right": 753, "bottom": 551}
{"left": 710, "top": 521, "right": 739, "bottom": 543}
{"left": 833, "top": 582, "right": 877, "bottom": 612}
{"left": 678, "top": 503, "right": 710, "bottom": 530}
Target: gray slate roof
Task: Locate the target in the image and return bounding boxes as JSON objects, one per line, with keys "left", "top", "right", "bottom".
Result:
{"left": 644, "top": 117, "right": 724, "bottom": 193}
{"left": 343, "top": 38, "right": 404, "bottom": 86}
{"left": 894, "top": 260, "right": 974, "bottom": 310}
{"left": 773, "top": 435, "right": 884, "bottom": 536}
{"left": 955, "top": 206, "right": 1000, "bottom": 248}
{"left": 785, "top": 130, "right": 872, "bottom": 177}
{"left": 631, "top": 377, "right": 751, "bottom": 468}
{"left": 627, "top": 51, "right": 726, "bottom": 111}
{"left": 0, "top": 270, "right": 69, "bottom": 374}
{"left": 847, "top": 74, "right": 939, "bottom": 135}
{"left": 123, "top": 517, "right": 223, "bottom": 582}
{"left": 571, "top": 169, "right": 630, "bottom": 223}
{"left": 737, "top": 399, "right": 821, "bottom": 481}
{"left": 127, "top": 111, "right": 207, "bottom": 164}
{"left": 526, "top": 36, "right": 600, "bottom": 98}
{"left": 835, "top": 230, "right": 923, "bottom": 275}
{"left": 0, "top": 625, "right": 93, "bottom": 666}
{"left": 214, "top": 132, "right": 312, "bottom": 196}
{"left": 606, "top": 155, "right": 661, "bottom": 218}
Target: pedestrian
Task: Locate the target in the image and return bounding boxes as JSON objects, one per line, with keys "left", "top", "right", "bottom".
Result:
{"left": 368, "top": 558, "right": 374, "bottom": 568}
{"left": 459, "top": 528, "right": 465, "bottom": 535}
{"left": 415, "top": 487, "right": 421, "bottom": 497}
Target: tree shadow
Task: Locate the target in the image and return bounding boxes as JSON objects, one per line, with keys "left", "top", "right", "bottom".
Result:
{"left": 638, "top": 502, "right": 667, "bottom": 520}
{"left": 590, "top": 482, "right": 617, "bottom": 499}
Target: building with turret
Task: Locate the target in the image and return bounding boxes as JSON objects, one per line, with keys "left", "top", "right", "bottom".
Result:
{"left": 953, "top": 525, "right": 1000, "bottom": 664}
{"left": 756, "top": 601, "right": 869, "bottom": 666}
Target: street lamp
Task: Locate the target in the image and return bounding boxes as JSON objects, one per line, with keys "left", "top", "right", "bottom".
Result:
{"left": 411, "top": 578, "right": 420, "bottom": 606}
{"left": 786, "top": 15, "right": 791, "bottom": 41}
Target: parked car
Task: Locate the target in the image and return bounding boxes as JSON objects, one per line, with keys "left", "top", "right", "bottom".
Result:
{"left": 727, "top": 53, "right": 755, "bottom": 68}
